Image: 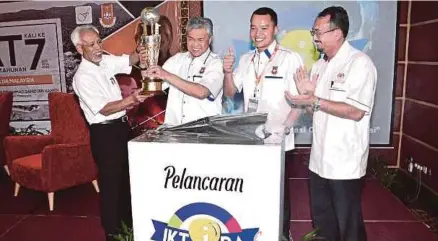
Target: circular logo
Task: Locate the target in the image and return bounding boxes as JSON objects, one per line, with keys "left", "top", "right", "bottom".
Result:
{"left": 151, "top": 202, "right": 259, "bottom": 241}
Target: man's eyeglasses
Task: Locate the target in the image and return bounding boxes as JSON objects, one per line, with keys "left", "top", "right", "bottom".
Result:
{"left": 310, "top": 28, "right": 338, "bottom": 37}
{"left": 81, "top": 39, "right": 103, "bottom": 48}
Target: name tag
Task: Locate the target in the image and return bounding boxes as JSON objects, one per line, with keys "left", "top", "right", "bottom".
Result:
{"left": 248, "top": 98, "right": 259, "bottom": 113}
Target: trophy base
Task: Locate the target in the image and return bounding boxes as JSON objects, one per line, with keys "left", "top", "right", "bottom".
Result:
{"left": 141, "top": 78, "right": 164, "bottom": 95}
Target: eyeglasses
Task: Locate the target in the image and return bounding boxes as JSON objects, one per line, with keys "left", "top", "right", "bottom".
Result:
{"left": 310, "top": 28, "right": 338, "bottom": 37}
{"left": 81, "top": 39, "right": 103, "bottom": 48}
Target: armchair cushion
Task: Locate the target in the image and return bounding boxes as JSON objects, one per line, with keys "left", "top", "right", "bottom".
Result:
{"left": 14, "top": 154, "right": 42, "bottom": 170}
{"left": 4, "top": 135, "right": 54, "bottom": 166}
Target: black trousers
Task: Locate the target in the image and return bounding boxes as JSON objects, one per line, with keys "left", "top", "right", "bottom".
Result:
{"left": 309, "top": 171, "right": 366, "bottom": 241}
{"left": 89, "top": 121, "right": 133, "bottom": 240}
{"left": 283, "top": 171, "right": 291, "bottom": 239}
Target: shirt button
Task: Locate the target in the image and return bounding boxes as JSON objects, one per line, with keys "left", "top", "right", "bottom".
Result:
{"left": 183, "top": 101, "right": 186, "bottom": 104}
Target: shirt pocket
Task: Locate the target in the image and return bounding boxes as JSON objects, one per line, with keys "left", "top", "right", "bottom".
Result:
{"left": 261, "top": 76, "right": 286, "bottom": 104}
{"left": 192, "top": 75, "right": 203, "bottom": 82}
{"left": 329, "top": 82, "right": 347, "bottom": 102}
{"left": 264, "top": 75, "right": 284, "bottom": 80}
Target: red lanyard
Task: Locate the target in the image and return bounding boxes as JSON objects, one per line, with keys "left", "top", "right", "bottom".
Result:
{"left": 252, "top": 44, "right": 279, "bottom": 86}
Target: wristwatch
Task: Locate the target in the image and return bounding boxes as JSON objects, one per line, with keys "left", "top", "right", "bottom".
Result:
{"left": 311, "top": 97, "right": 321, "bottom": 112}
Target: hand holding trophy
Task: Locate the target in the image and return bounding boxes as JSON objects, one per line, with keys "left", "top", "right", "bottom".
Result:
{"left": 139, "top": 7, "right": 163, "bottom": 95}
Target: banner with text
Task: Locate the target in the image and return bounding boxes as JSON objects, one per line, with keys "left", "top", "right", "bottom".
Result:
{"left": 0, "top": 19, "right": 65, "bottom": 132}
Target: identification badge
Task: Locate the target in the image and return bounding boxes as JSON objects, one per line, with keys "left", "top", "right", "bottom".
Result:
{"left": 248, "top": 98, "right": 259, "bottom": 113}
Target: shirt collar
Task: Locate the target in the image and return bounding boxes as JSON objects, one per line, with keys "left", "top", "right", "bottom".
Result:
{"left": 256, "top": 40, "right": 277, "bottom": 59}
{"left": 81, "top": 56, "right": 102, "bottom": 69}
{"left": 189, "top": 48, "right": 211, "bottom": 63}
{"left": 325, "top": 40, "right": 351, "bottom": 62}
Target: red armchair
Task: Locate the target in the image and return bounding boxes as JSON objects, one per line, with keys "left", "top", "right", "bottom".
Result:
{"left": 4, "top": 92, "right": 99, "bottom": 211}
{"left": 0, "top": 92, "right": 13, "bottom": 175}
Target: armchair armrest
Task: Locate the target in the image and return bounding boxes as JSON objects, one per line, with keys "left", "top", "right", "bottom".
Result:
{"left": 41, "top": 143, "right": 97, "bottom": 191}
{"left": 4, "top": 135, "right": 54, "bottom": 165}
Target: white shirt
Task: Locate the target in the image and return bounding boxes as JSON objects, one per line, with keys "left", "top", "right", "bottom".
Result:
{"left": 72, "top": 54, "right": 132, "bottom": 124}
{"left": 162, "top": 49, "right": 224, "bottom": 125}
{"left": 233, "top": 41, "right": 303, "bottom": 151}
{"left": 309, "top": 41, "right": 377, "bottom": 179}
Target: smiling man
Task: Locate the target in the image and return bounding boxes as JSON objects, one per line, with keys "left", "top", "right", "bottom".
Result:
{"left": 223, "top": 7, "right": 304, "bottom": 241}
{"left": 286, "top": 6, "right": 377, "bottom": 241}
{"left": 71, "top": 25, "right": 149, "bottom": 241}
{"left": 145, "top": 17, "right": 224, "bottom": 125}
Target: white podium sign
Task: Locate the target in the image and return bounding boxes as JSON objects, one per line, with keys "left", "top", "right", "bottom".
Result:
{"left": 128, "top": 136, "right": 285, "bottom": 241}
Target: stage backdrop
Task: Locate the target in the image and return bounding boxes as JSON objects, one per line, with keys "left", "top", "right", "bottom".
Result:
{"left": 205, "top": 1, "right": 397, "bottom": 145}
{"left": 0, "top": 0, "right": 183, "bottom": 134}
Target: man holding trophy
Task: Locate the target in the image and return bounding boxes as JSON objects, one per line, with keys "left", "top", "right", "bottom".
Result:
{"left": 70, "top": 24, "right": 149, "bottom": 241}
{"left": 144, "top": 14, "right": 224, "bottom": 125}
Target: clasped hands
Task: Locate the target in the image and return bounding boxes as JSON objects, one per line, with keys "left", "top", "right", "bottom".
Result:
{"left": 285, "top": 66, "right": 318, "bottom": 106}
{"left": 125, "top": 89, "right": 153, "bottom": 110}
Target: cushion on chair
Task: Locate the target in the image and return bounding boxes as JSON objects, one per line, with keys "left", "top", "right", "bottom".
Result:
{"left": 13, "top": 154, "right": 42, "bottom": 170}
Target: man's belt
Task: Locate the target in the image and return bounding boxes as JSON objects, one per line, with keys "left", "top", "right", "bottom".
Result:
{"left": 95, "top": 115, "right": 129, "bottom": 125}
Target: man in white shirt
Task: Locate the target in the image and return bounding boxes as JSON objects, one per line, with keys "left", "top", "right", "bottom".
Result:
{"left": 145, "top": 17, "right": 224, "bottom": 125}
{"left": 286, "top": 6, "right": 377, "bottom": 241}
{"left": 71, "top": 25, "right": 149, "bottom": 241}
{"left": 223, "top": 7, "right": 303, "bottom": 241}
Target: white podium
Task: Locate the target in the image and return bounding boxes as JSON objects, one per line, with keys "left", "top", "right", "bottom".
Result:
{"left": 128, "top": 126, "right": 286, "bottom": 241}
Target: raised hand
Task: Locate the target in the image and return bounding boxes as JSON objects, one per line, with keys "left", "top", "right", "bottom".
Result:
{"left": 294, "top": 66, "right": 317, "bottom": 95}
{"left": 223, "top": 47, "right": 235, "bottom": 74}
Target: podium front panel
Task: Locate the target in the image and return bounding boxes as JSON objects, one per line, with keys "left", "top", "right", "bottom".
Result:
{"left": 128, "top": 140, "right": 285, "bottom": 241}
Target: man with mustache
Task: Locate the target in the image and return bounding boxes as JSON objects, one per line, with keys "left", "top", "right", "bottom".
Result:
{"left": 71, "top": 25, "right": 149, "bottom": 241}
{"left": 286, "top": 6, "right": 377, "bottom": 241}
{"left": 223, "top": 7, "right": 303, "bottom": 241}
{"left": 145, "top": 17, "right": 224, "bottom": 125}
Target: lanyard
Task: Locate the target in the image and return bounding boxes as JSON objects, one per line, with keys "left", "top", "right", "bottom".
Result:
{"left": 251, "top": 44, "right": 279, "bottom": 98}
{"left": 199, "top": 50, "right": 211, "bottom": 74}
{"left": 252, "top": 44, "right": 279, "bottom": 86}
{"left": 188, "top": 50, "right": 211, "bottom": 78}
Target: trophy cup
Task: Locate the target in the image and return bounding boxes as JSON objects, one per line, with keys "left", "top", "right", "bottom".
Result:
{"left": 139, "top": 7, "right": 163, "bottom": 95}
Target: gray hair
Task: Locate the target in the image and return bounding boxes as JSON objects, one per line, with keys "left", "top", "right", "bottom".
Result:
{"left": 70, "top": 25, "right": 99, "bottom": 46}
{"left": 186, "top": 17, "right": 213, "bottom": 37}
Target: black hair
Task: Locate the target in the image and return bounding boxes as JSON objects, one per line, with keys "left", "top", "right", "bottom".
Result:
{"left": 317, "top": 6, "right": 349, "bottom": 38}
{"left": 251, "top": 7, "right": 278, "bottom": 26}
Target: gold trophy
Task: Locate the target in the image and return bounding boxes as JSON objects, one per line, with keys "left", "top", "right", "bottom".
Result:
{"left": 139, "top": 7, "right": 163, "bottom": 95}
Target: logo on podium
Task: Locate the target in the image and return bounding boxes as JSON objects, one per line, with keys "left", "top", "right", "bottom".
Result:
{"left": 151, "top": 202, "right": 259, "bottom": 241}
